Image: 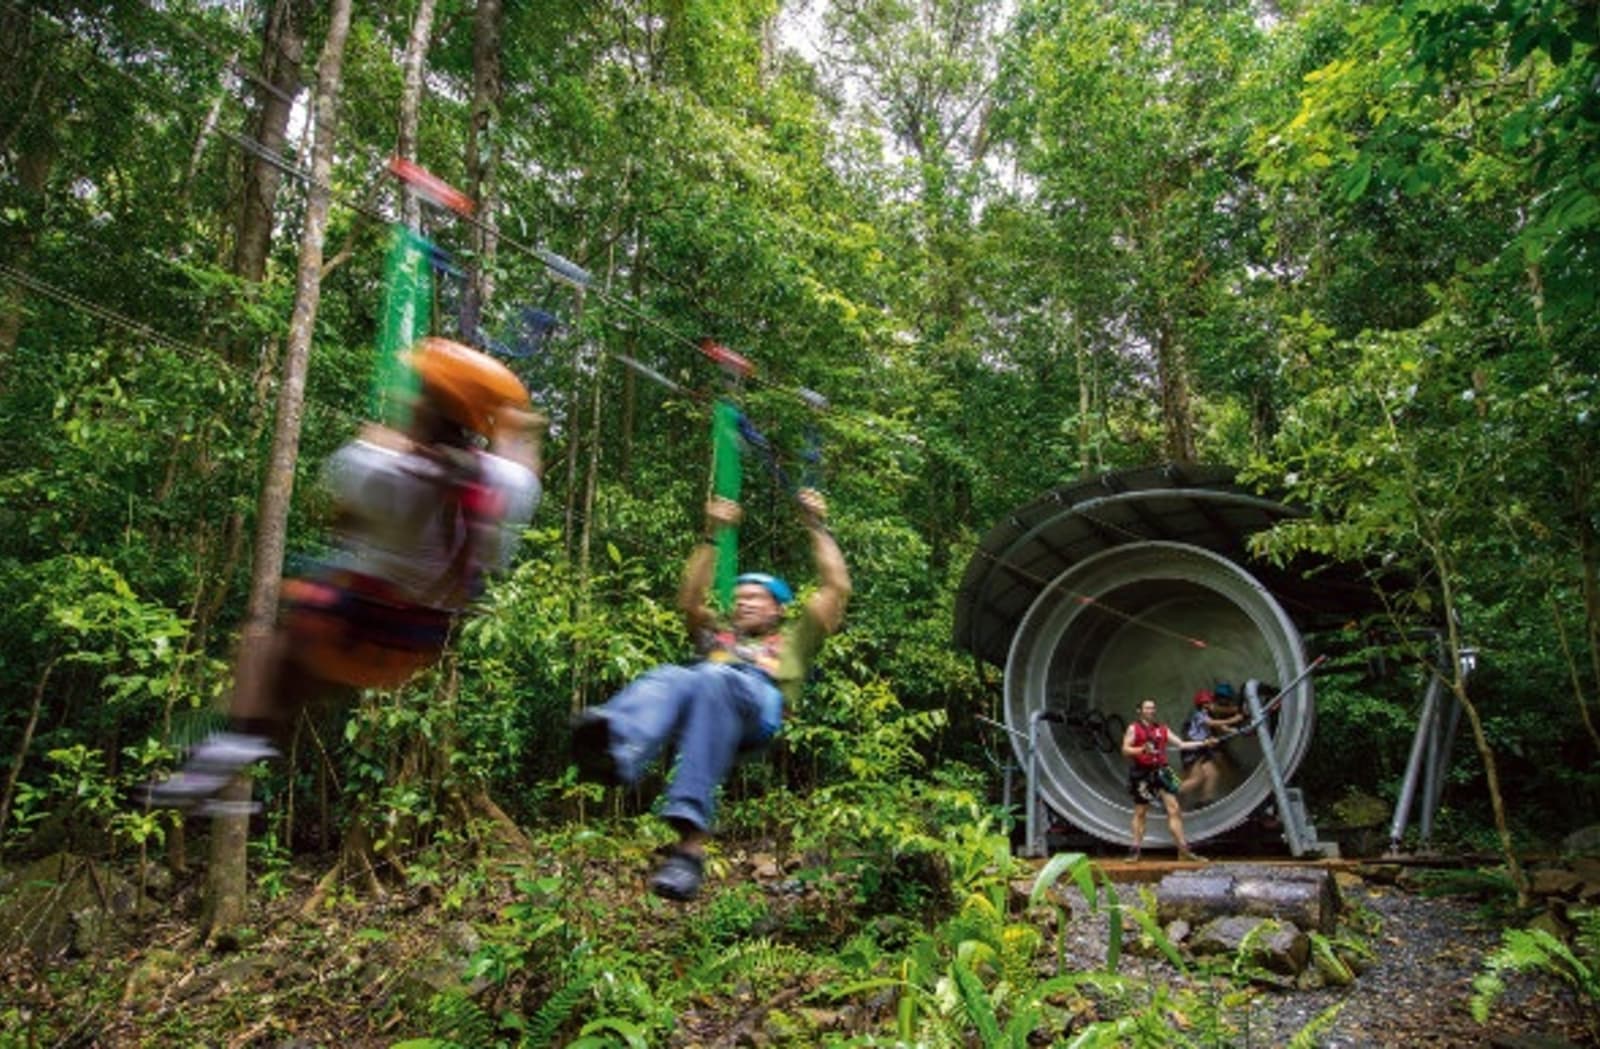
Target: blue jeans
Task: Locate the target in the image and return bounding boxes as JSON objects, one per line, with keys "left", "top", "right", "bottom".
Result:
{"left": 592, "top": 662, "right": 783, "bottom": 832}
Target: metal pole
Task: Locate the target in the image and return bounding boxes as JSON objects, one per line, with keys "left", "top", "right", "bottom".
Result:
{"left": 1420, "top": 648, "right": 1473, "bottom": 845}
{"left": 1002, "top": 757, "right": 1015, "bottom": 838}
{"left": 1244, "top": 678, "right": 1308, "bottom": 856}
{"left": 978, "top": 713, "right": 1044, "bottom": 858}
{"left": 1026, "top": 714, "right": 1041, "bottom": 858}
{"left": 1389, "top": 672, "right": 1442, "bottom": 853}
{"left": 1421, "top": 696, "right": 1463, "bottom": 843}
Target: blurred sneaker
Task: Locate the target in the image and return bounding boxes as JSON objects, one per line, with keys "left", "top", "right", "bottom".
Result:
{"left": 142, "top": 732, "right": 277, "bottom": 811}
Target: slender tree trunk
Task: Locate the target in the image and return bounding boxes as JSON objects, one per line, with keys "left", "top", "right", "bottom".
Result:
{"left": 1073, "top": 316, "right": 1094, "bottom": 478}
{"left": 1572, "top": 457, "right": 1600, "bottom": 752}
{"left": 620, "top": 223, "right": 645, "bottom": 474}
{"left": 230, "top": 0, "right": 309, "bottom": 295}
{"left": 562, "top": 275, "right": 587, "bottom": 558}
{"left": 465, "top": 0, "right": 504, "bottom": 319}
{"left": 1548, "top": 590, "right": 1600, "bottom": 755}
{"left": 0, "top": 659, "right": 57, "bottom": 842}
{"left": 1154, "top": 317, "right": 1196, "bottom": 463}
{"left": 0, "top": 133, "right": 52, "bottom": 395}
{"left": 396, "top": 0, "right": 439, "bottom": 231}
{"left": 204, "top": 0, "right": 354, "bottom": 942}
{"left": 570, "top": 343, "right": 605, "bottom": 714}
{"left": 194, "top": 0, "right": 307, "bottom": 664}
{"left": 1443, "top": 660, "right": 1529, "bottom": 906}
{"left": 0, "top": 5, "right": 56, "bottom": 396}
{"left": 180, "top": 49, "right": 238, "bottom": 200}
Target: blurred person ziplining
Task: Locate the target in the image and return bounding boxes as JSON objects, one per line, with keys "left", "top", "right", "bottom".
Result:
{"left": 145, "top": 338, "right": 544, "bottom": 813}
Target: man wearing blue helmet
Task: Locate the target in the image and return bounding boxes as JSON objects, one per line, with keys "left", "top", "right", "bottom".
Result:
{"left": 571, "top": 487, "right": 851, "bottom": 900}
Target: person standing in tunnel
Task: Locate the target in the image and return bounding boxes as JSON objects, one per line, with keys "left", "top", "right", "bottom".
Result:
{"left": 1178, "top": 685, "right": 1245, "bottom": 806}
{"left": 1123, "top": 697, "right": 1217, "bottom": 861}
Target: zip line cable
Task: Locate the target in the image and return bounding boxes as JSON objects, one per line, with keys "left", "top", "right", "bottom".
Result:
{"left": 25, "top": 4, "right": 920, "bottom": 455}
{"left": 0, "top": 261, "right": 215, "bottom": 363}
{"left": 11, "top": 12, "right": 1257, "bottom": 680}
{"left": 0, "top": 260, "right": 366, "bottom": 431}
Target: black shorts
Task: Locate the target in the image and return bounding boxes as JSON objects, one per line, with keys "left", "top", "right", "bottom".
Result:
{"left": 1129, "top": 764, "right": 1180, "bottom": 804}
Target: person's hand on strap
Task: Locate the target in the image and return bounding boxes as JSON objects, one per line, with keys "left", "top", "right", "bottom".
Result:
{"left": 797, "top": 488, "right": 851, "bottom": 634}
{"left": 705, "top": 495, "right": 744, "bottom": 535}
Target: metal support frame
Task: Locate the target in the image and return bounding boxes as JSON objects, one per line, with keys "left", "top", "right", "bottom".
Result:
{"left": 1242, "top": 678, "right": 1322, "bottom": 857}
{"left": 978, "top": 710, "right": 1060, "bottom": 858}
{"left": 1388, "top": 645, "right": 1473, "bottom": 853}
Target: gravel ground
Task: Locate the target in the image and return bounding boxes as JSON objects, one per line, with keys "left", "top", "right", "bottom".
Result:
{"left": 1049, "top": 875, "right": 1595, "bottom": 1047}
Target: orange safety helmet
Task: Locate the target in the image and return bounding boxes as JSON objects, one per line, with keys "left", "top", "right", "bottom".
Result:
{"left": 407, "top": 336, "right": 530, "bottom": 437}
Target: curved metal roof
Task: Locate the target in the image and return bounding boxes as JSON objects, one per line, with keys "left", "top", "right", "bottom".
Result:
{"left": 953, "top": 463, "right": 1381, "bottom": 667}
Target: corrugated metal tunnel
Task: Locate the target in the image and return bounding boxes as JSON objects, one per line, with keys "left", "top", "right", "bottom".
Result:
{"left": 956, "top": 465, "right": 1375, "bottom": 849}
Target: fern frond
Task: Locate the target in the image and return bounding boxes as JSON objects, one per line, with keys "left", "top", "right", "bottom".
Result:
{"left": 688, "top": 937, "right": 810, "bottom": 987}
{"left": 425, "top": 988, "right": 495, "bottom": 1048}
{"left": 951, "top": 958, "right": 1002, "bottom": 1046}
{"left": 1286, "top": 1002, "right": 1345, "bottom": 1048}
{"left": 525, "top": 969, "right": 595, "bottom": 1047}
{"left": 1472, "top": 919, "right": 1600, "bottom": 1024}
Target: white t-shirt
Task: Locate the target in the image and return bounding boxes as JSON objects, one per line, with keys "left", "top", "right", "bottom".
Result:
{"left": 322, "top": 439, "right": 540, "bottom": 607}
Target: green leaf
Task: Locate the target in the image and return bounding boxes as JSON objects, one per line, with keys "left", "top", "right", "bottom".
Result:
{"left": 576, "top": 1016, "right": 648, "bottom": 1049}
{"left": 951, "top": 958, "right": 1002, "bottom": 1046}
{"left": 1030, "top": 851, "right": 1091, "bottom": 909}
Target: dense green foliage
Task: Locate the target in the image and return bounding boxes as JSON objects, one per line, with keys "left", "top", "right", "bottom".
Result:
{"left": 2, "top": 0, "right": 1599, "bottom": 1040}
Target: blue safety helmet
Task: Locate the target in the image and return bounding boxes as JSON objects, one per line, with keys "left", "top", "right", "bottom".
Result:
{"left": 734, "top": 572, "right": 793, "bottom": 606}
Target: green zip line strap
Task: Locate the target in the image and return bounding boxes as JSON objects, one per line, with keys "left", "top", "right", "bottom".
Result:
{"left": 711, "top": 397, "right": 744, "bottom": 607}
{"left": 371, "top": 224, "right": 433, "bottom": 426}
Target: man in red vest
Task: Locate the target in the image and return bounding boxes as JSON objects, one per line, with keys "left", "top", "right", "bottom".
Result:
{"left": 1122, "top": 697, "right": 1217, "bottom": 861}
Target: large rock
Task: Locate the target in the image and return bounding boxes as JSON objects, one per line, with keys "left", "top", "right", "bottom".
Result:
{"left": 1529, "top": 867, "right": 1584, "bottom": 899}
{"left": 0, "top": 852, "right": 142, "bottom": 958}
{"left": 1562, "top": 824, "right": 1600, "bottom": 856}
{"left": 1156, "top": 864, "right": 1340, "bottom": 934}
{"left": 1189, "top": 915, "right": 1309, "bottom": 975}
{"left": 385, "top": 919, "right": 489, "bottom": 1010}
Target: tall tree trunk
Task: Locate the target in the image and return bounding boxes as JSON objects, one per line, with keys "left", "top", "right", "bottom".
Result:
{"left": 192, "top": 0, "right": 309, "bottom": 662}
{"left": 230, "top": 0, "right": 310, "bottom": 296}
{"left": 1571, "top": 457, "right": 1600, "bottom": 753}
{"left": 465, "top": 0, "right": 504, "bottom": 321}
{"left": 0, "top": 131, "right": 52, "bottom": 395}
{"left": 570, "top": 342, "right": 605, "bottom": 715}
{"left": 0, "top": 3, "right": 56, "bottom": 395}
{"left": 1072, "top": 316, "right": 1095, "bottom": 478}
{"left": 1154, "top": 317, "right": 1196, "bottom": 463}
{"left": 203, "top": 0, "right": 354, "bottom": 943}
{"left": 620, "top": 222, "right": 645, "bottom": 475}
{"left": 397, "top": 0, "right": 439, "bottom": 231}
